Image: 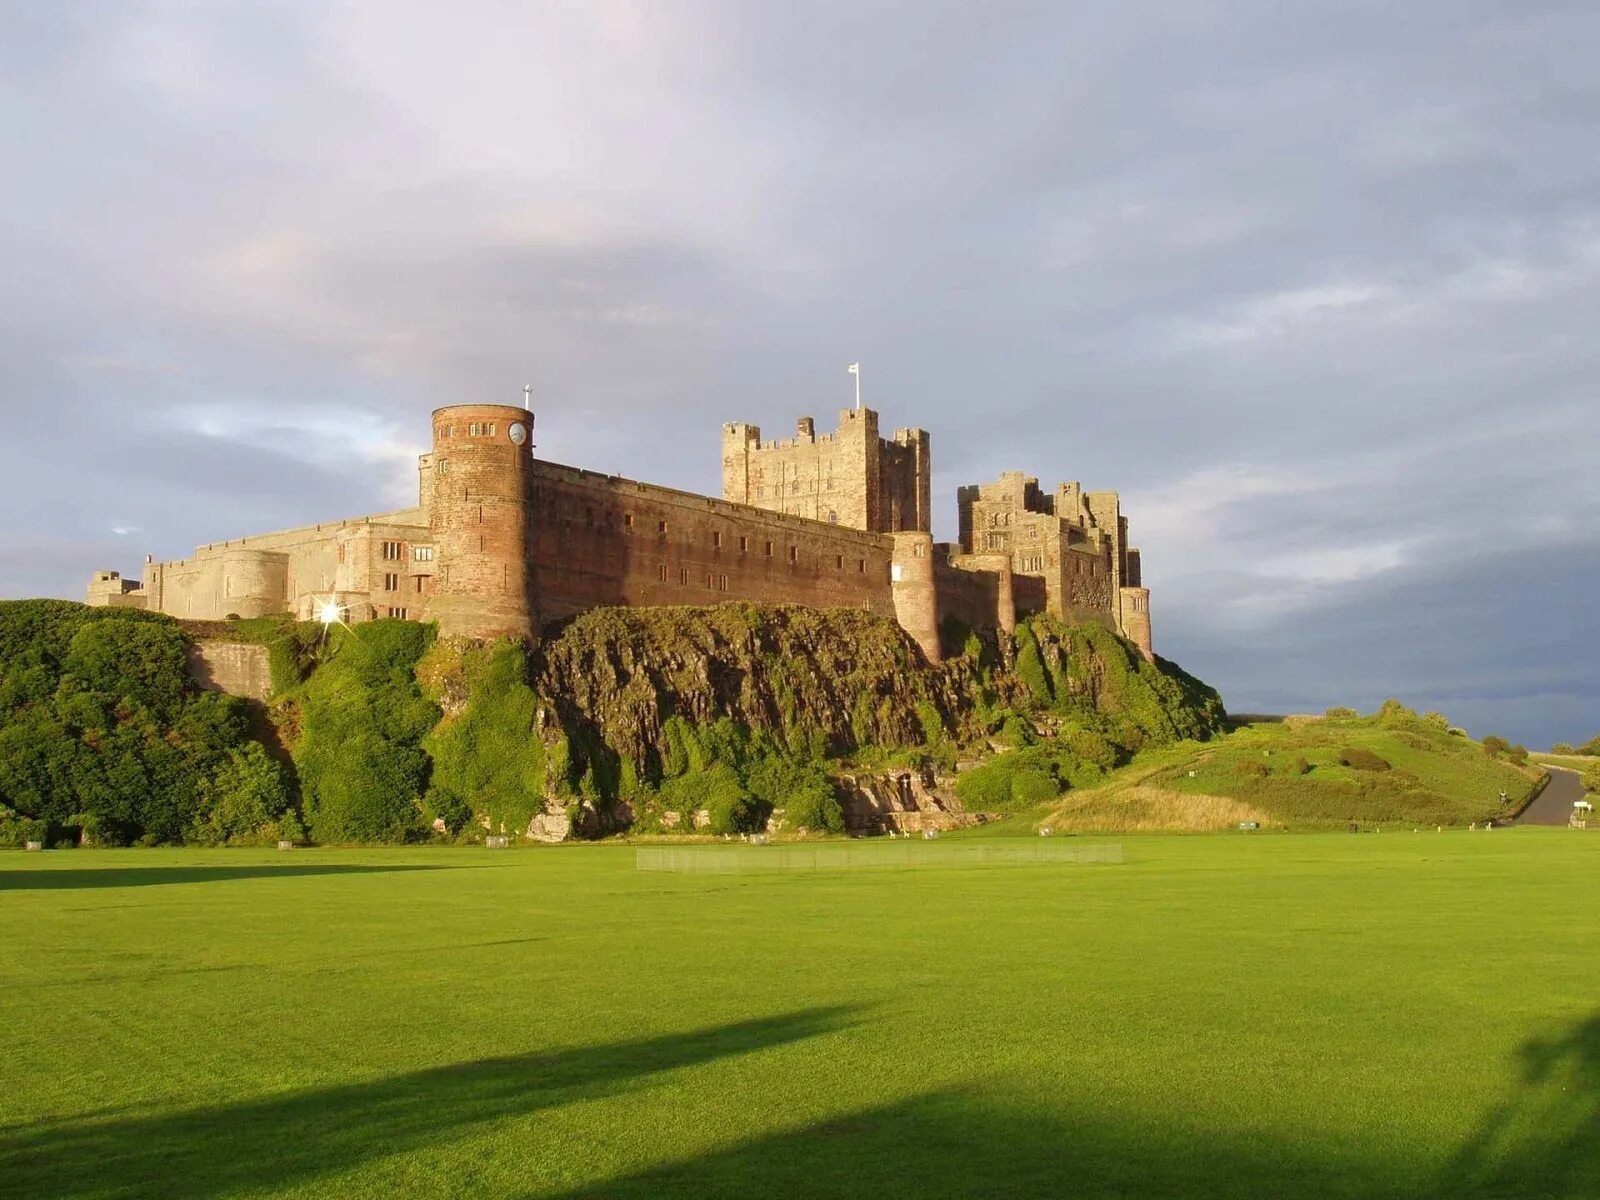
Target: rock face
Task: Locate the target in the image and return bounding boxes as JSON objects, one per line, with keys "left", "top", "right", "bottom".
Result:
{"left": 835, "top": 765, "right": 985, "bottom": 834}
{"left": 532, "top": 604, "right": 988, "bottom": 774}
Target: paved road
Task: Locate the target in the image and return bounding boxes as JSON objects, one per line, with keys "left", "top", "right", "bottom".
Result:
{"left": 1516, "top": 766, "right": 1588, "bottom": 825}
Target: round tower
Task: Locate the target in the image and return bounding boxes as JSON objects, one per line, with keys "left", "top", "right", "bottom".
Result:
{"left": 890, "top": 531, "right": 940, "bottom": 664}
{"left": 424, "top": 404, "right": 537, "bottom": 640}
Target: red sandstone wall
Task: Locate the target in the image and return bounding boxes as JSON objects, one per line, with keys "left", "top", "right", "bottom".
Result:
{"left": 529, "top": 462, "right": 898, "bottom": 621}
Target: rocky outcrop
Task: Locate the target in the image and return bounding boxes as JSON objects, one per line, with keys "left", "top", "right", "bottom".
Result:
{"left": 532, "top": 604, "right": 990, "bottom": 774}
{"left": 835, "top": 764, "right": 986, "bottom": 834}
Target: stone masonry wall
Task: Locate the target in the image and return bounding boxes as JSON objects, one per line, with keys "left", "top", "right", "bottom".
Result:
{"left": 530, "top": 461, "right": 898, "bottom": 622}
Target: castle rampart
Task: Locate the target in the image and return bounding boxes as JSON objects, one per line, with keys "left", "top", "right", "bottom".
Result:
{"left": 90, "top": 399, "right": 1153, "bottom": 662}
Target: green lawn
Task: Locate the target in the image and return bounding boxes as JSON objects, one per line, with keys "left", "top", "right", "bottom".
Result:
{"left": 3, "top": 835, "right": 1598, "bottom": 1198}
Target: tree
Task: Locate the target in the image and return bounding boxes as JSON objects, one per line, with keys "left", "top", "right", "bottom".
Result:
{"left": 188, "top": 743, "right": 293, "bottom": 845}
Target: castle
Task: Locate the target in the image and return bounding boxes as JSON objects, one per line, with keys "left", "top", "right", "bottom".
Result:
{"left": 87, "top": 403, "right": 1153, "bottom": 662}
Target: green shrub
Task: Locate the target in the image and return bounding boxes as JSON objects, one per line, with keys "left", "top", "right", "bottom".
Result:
{"left": 1481, "top": 736, "right": 1511, "bottom": 758}
{"left": 1325, "top": 707, "right": 1358, "bottom": 720}
{"left": 1290, "top": 756, "right": 1312, "bottom": 776}
{"left": 659, "top": 764, "right": 754, "bottom": 834}
{"left": 954, "top": 747, "right": 1065, "bottom": 814}
{"left": 1340, "top": 749, "right": 1391, "bottom": 772}
{"left": 423, "top": 641, "right": 547, "bottom": 837}
{"left": 186, "top": 743, "right": 293, "bottom": 846}
{"left": 0, "top": 601, "right": 263, "bottom": 845}
{"left": 1238, "top": 761, "right": 1270, "bottom": 777}
{"left": 1013, "top": 623, "right": 1053, "bottom": 706}
{"left": 294, "top": 621, "right": 438, "bottom": 843}
{"left": 1551, "top": 742, "right": 1576, "bottom": 755}
{"left": 1583, "top": 762, "right": 1600, "bottom": 796}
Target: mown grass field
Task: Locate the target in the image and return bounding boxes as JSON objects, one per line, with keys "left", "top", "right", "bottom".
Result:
{"left": 4, "top": 833, "right": 1598, "bottom": 1199}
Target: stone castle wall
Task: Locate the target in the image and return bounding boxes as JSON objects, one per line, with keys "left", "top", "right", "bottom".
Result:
{"left": 528, "top": 461, "right": 898, "bottom": 623}
{"left": 89, "top": 400, "right": 1152, "bottom": 662}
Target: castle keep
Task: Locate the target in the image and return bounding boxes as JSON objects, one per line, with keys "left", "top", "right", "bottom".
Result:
{"left": 88, "top": 404, "right": 1154, "bottom": 662}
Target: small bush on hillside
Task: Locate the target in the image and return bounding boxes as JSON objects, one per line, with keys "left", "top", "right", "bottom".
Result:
{"left": 1290, "top": 756, "right": 1312, "bottom": 776}
{"left": 1325, "top": 707, "right": 1358, "bottom": 720}
{"left": 1013, "top": 623, "right": 1053, "bottom": 706}
{"left": 1507, "top": 744, "right": 1529, "bottom": 767}
{"left": 954, "top": 746, "right": 1069, "bottom": 814}
{"left": 1061, "top": 727, "right": 1118, "bottom": 772}
{"left": 996, "top": 714, "right": 1034, "bottom": 748}
{"left": 1579, "top": 735, "right": 1600, "bottom": 757}
{"left": 1583, "top": 763, "right": 1600, "bottom": 795}
{"left": 186, "top": 743, "right": 293, "bottom": 846}
{"left": 1551, "top": 742, "right": 1576, "bottom": 755}
{"left": 1482, "top": 735, "right": 1511, "bottom": 758}
{"left": 1340, "top": 749, "right": 1391, "bottom": 772}
{"left": 1238, "top": 761, "right": 1270, "bottom": 778}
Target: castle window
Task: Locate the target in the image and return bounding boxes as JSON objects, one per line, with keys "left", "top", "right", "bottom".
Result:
{"left": 788, "top": 546, "right": 798, "bottom": 564}
{"left": 382, "top": 541, "right": 403, "bottom": 561}
{"left": 836, "top": 555, "right": 844, "bottom": 569}
{"left": 414, "top": 576, "right": 425, "bottom": 593}
{"left": 679, "top": 567, "right": 689, "bottom": 585}
{"left": 985, "top": 532, "right": 1006, "bottom": 551}
{"left": 624, "top": 513, "right": 634, "bottom": 530}
{"left": 712, "top": 531, "right": 722, "bottom": 549}
{"left": 764, "top": 541, "right": 773, "bottom": 557}
{"left": 387, "top": 607, "right": 408, "bottom": 619}
{"left": 738, "top": 536, "right": 748, "bottom": 553}
{"left": 717, "top": 574, "right": 728, "bottom": 592}
{"left": 827, "top": 510, "right": 837, "bottom": 524}
{"left": 469, "top": 423, "right": 480, "bottom": 436}
{"left": 487, "top": 423, "right": 496, "bottom": 437}
{"left": 383, "top": 573, "right": 399, "bottom": 592}
{"left": 657, "top": 520, "right": 668, "bottom": 534}
{"left": 913, "top": 543, "right": 925, "bottom": 558}
{"left": 412, "top": 546, "right": 434, "bottom": 562}
{"left": 857, "top": 559, "right": 866, "bottom": 573}
{"left": 437, "top": 459, "right": 449, "bottom": 474}
{"left": 337, "top": 544, "right": 345, "bottom": 564}
{"left": 658, "top": 563, "right": 668, "bottom": 582}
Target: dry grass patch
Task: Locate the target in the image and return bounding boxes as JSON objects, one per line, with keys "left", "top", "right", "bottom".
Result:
{"left": 1043, "top": 785, "right": 1271, "bottom": 833}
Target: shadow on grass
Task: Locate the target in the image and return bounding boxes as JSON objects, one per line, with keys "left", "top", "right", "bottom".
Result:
{"left": 0, "top": 1007, "right": 855, "bottom": 1199}
{"left": 540, "top": 1088, "right": 1409, "bottom": 1200}
{"left": 0, "top": 864, "right": 452, "bottom": 891}
{"left": 541, "top": 1011, "right": 1600, "bottom": 1200}
{"left": 1436, "top": 1010, "right": 1600, "bottom": 1198}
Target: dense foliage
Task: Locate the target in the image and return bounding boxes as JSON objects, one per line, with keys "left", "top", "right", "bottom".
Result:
{"left": 421, "top": 640, "right": 550, "bottom": 837}
{"left": 290, "top": 620, "right": 438, "bottom": 843}
{"left": 0, "top": 600, "right": 290, "bottom": 845}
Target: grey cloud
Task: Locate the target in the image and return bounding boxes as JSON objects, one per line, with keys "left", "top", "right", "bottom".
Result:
{"left": 1, "top": 1, "right": 1596, "bottom": 744}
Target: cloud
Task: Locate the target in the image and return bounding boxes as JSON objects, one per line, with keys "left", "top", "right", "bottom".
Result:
{"left": 1, "top": 0, "right": 1597, "bottom": 744}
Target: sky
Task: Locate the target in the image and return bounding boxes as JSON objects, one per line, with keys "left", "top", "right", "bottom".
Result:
{"left": 2, "top": 0, "right": 1596, "bottom": 746}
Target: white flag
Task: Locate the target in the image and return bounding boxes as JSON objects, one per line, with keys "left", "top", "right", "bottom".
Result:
{"left": 847, "top": 363, "right": 859, "bottom": 374}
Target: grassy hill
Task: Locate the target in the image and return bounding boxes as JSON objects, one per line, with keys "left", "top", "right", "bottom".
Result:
{"left": 1012, "top": 707, "right": 1546, "bottom": 833}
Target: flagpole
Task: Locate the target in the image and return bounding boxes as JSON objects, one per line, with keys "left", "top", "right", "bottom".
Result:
{"left": 848, "top": 362, "right": 860, "bottom": 410}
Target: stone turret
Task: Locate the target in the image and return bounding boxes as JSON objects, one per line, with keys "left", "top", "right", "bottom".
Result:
{"left": 424, "top": 404, "right": 537, "bottom": 640}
